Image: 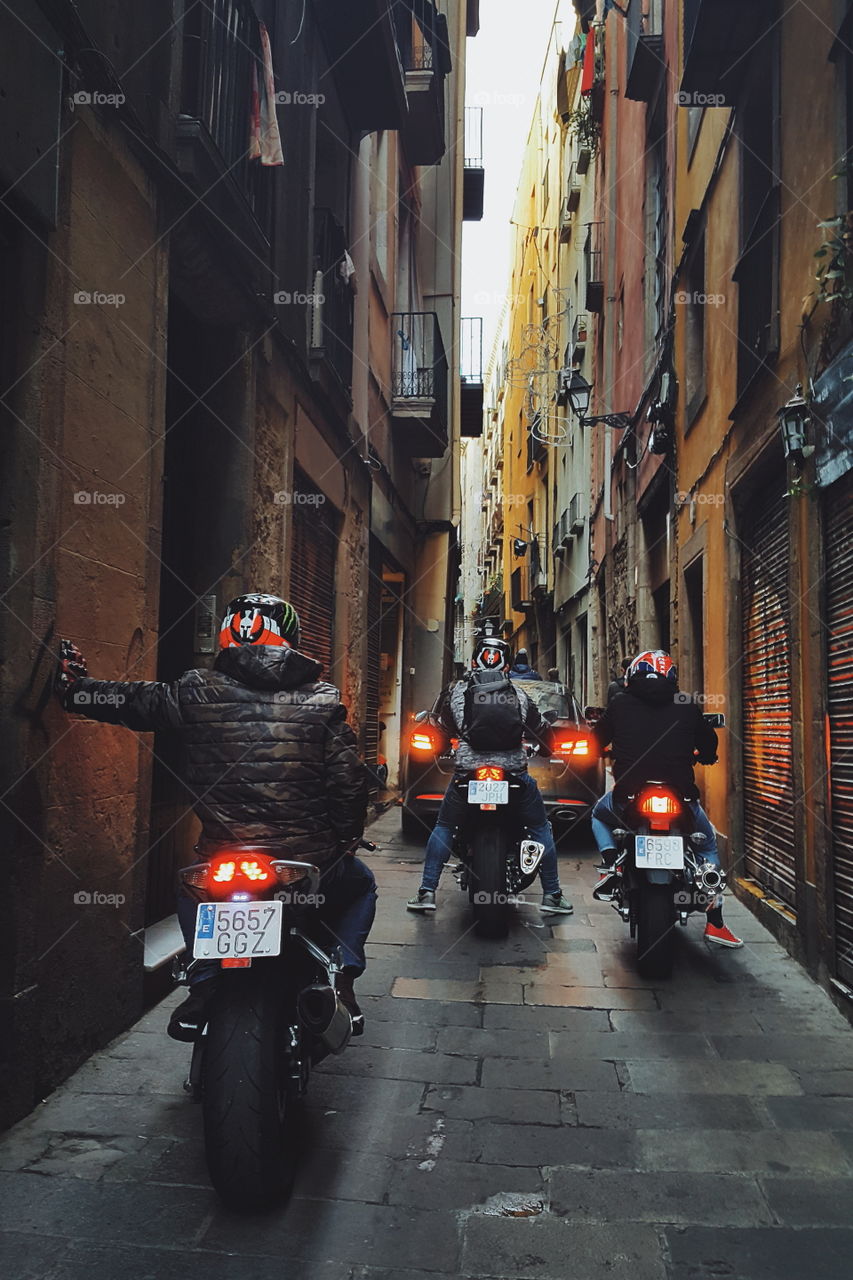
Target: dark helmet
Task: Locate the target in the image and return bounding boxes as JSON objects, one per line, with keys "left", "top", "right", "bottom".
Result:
{"left": 219, "top": 594, "right": 301, "bottom": 650}
{"left": 626, "top": 649, "right": 678, "bottom": 689}
{"left": 472, "top": 636, "right": 511, "bottom": 672}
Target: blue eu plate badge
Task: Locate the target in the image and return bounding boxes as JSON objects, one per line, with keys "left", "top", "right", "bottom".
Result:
{"left": 196, "top": 903, "right": 216, "bottom": 940}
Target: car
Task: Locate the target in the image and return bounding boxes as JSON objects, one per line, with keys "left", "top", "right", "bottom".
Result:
{"left": 400, "top": 680, "right": 604, "bottom": 842}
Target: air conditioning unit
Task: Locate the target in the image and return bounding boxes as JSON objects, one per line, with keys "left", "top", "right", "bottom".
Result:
{"left": 569, "top": 492, "right": 585, "bottom": 534}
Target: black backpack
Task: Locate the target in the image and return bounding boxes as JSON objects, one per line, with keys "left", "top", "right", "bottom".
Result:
{"left": 462, "top": 670, "right": 525, "bottom": 751}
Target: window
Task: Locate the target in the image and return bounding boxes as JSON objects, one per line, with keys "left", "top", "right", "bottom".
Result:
{"left": 683, "top": 557, "right": 705, "bottom": 698}
{"left": 733, "top": 25, "right": 780, "bottom": 398}
{"left": 684, "top": 230, "right": 706, "bottom": 424}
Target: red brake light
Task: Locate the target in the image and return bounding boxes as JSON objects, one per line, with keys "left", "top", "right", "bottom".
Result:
{"left": 556, "top": 736, "right": 592, "bottom": 756}
{"left": 475, "top": 765, "right": 505, "bottom": 781}
{"left": 411, "top": 730, "right": 436, "bottom": 752}
{"left": 638, "top": 788, "right": 682, "bottom": 829}
{"left": 207, "top": 852, "right": 275, "bottom": 899}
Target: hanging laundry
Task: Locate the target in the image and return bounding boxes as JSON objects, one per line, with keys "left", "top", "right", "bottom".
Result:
{"left": 249, "top": 22, "right": 284, "bottom": 167}
{"left": 339, "top": 250, "right": 357, "bottom": 293}
{"left": 580, "top": 28, "right": 596, "bottom": 95}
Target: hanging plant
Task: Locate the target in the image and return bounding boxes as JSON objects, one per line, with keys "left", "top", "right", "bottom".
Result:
{"left": 566, "top": 98, "right": 600, "bottom": 159}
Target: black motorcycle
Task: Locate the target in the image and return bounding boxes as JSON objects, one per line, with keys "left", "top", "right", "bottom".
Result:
{"left": 175, "top": 841, "right": 375, "bottom": 1209}
{"left": 450, "top": 764, "right": 546, "bottom": 938}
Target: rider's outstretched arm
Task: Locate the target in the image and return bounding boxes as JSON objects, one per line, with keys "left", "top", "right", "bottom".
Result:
{"left": 62, "top": 674, "right": 184, "bottom": 732}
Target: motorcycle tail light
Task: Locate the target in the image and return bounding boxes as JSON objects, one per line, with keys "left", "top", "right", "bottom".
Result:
{"left": 206, "top": 852, "right": 277, "bottom": 899}
{"left": 475, "top": 765, "right": 505, "bottom": 781}
{"left": 638, "top": 788, "right": 682, "bottom": 829}
{"left": 410, "top": 730, "right": 437, "bottom": 752}
{"left": 273, "top": 864, "right": 307, "bottom": 885}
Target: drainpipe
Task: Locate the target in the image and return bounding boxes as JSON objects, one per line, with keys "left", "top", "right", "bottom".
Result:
{"left": 351, "top": 133, "right": 371, "bottom": 451}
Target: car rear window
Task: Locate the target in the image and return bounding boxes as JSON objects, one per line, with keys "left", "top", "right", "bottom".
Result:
{"left": 512, "top": 680, "right": 574, "bottom": 721}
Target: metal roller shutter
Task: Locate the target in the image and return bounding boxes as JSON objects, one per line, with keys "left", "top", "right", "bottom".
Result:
{"left": 290, "top": 470, "right": 339, "bottom": 682}
{"left": 824, "top": 474, "right": 853, "bottom": 983}
{"left": 741, "top": 489, "right": 796, "bottom": 907}
{"left": 364, "top": 538, "right": 382, "bottom": 772}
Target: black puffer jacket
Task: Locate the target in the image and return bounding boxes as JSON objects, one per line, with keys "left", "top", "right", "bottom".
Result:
{"left": 592, "top": 682, "right": 718, "bottom": 802}
{"left": 65, "top": 646, "right": 368, "bottom": 868}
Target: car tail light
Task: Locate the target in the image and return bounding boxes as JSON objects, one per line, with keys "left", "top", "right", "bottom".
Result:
{"left": 475, "top": 765, "right": 505, "bottom": 781}
{"left": 556, "top": 736, "right": 593, "bottom": 757}
{"left": 410, "top": 729, "right": 437, "bottom": 752}
{"left": 638, "top": 788, "right": 682, "bottom": 830}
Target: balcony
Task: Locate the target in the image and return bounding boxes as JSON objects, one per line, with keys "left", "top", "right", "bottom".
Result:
{"left": 681, "top": 0, "right": 772, "bottom": 103}
{"left": 177, "top": 0, "right": 272, "bottom": 270}
{"left": 460, "top": 317, "right": 484, "bottom": 438}
{"left": 395, "top": 0, "right": 451, "bottom": 165}
{"left": 463, "top": 107, "right": 485, "bottom": 220}
{"left": 309, "top": 209, "right": 354, "bottom": 399}
{"left": 569, "top": 491, "right": 585, "bottom": 534}
{"left": 391, "top": 312, "right": 449, "bottom": 456}
{"left": 584, "top": 222, "right": 604, "bottom": 314}
{"left": 313, "top": 0, "right": 407, "bottom": 131}
{"left": 625, "top": 0, "right": 664, "bottom": 103}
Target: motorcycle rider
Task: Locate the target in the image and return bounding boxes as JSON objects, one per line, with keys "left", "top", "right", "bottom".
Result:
{"left": 589, "top": 649, "right": 742, "bottom": 948}
{"left": 57, "top": 593, "right": 376, "bottom": 1036}
{"left": 406, "top": 637, "right": 573, "bottom": 915}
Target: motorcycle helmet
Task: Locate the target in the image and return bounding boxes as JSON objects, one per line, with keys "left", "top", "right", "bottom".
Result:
{"left": 219, "top": 594, "right": 301, "bottom": 649}
{"left": 471, "top": 636, "right": 511, "bottom": 671}
{"left": 626, "top": 649, "right": 678, "bottom": 688}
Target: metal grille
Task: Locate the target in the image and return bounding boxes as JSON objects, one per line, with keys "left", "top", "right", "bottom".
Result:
{"left": 364, "top": 539, "right": 383, "bottom": 772}
{"left": 289, "top": 472, "right": 338, "bottom": 681}
{"left": 741, "top": 489, "right": 796, "bottom": 906}
{"left": 824, "top": 475, "right": 853, "bottom": 982}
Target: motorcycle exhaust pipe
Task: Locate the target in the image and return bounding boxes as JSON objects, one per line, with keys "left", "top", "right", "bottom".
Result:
{"left": 519, "top": 839, "right": 545, "bottom": 875}
{"left": 694, "top": 861, "right": 726, "bottom": 894}
{"left": 297, "top": 983, "right": 352, "bottom": 1055}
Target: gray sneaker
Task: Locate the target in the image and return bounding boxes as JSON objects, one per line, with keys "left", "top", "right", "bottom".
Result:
{"left": 541, "top": 891, "right": 574, "bottom": 916}
{"left": 406, "top": 889, "right": 436, "bottom": 912}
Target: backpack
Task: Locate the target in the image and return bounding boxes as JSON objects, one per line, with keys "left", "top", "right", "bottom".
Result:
{"left": 461, "top": 670, "right": 525, "bottom": 751}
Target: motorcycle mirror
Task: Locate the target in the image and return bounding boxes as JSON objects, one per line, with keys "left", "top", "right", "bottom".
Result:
{"left": 542, "top": 709, "right": 559, "bottom": 724}
{"left": 702, "top": 713, "right": 726, "bottom": 728}
{"left": 414, "top": 710, "right": 430, "bottom": 723}
{"left": 584, "top": 705, "right": 605, "bottom": 720}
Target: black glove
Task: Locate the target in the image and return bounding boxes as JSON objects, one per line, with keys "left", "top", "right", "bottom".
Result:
{"left": 56, "top": 640, "right": 88, "bottom": 705}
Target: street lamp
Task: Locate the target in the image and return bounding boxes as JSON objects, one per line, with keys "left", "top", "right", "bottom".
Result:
{"left": 566, "top": 371, "right": 633, "bottom": 430}
{"left": 776, "top": 384, "right": 815, "bottom": 465}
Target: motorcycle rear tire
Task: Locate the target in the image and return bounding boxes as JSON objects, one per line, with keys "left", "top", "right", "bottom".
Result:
{"left": 469, "top": 824, "right": 510, "bottom": 939}
{"left": 202, "top": 970, "right": 297, "bottom": 1209}
{"left": 636, "top": 884, "right": 676, "bottom": 979}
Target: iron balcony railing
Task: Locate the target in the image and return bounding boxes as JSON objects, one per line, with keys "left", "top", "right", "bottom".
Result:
{"left": 391, "top": 311, "right": 448, "bottom": 413}
{"left": 180, "top": 0, "right": 270, "bottom": 222}
{"left": 310, "top": 208, "right": 354, "bottom": 392}
{"left": 585, "top": 221, "right": 604, "bottom": 312}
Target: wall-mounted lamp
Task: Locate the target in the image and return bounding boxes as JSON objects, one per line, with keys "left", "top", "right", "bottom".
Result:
{"left": 566, "top": 371, "right": 632, "bottom": 430}
{"left": 776, "top": 383, "right": 816, "bottom": 466}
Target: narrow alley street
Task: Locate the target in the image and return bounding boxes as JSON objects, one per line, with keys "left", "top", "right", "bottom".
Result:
{"left": 3, "top": 811, "right": 853, "bottom": 1280}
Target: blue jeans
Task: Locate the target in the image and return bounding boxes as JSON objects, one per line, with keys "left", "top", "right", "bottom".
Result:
{"left": 178, "top": 855, "right": 377, "bottom": 985}
{"left": 591, "top": 790, "right": 719, "bottom": 865}
{"left": 421, "top": 772, "right": 561, "bottom": 895}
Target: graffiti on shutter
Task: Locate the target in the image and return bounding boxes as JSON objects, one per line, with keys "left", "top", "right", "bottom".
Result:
{"left": 825, "top": 473, "right": 853, "bottom": 983}
{"left": 741, "top": 490, "right": 797, "bottom": 907}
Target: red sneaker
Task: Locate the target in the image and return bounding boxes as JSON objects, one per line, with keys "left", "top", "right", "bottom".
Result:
{"left": 704, "top": 922, "right": 744, "bottom": 949}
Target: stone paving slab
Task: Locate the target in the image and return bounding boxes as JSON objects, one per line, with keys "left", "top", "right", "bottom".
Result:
{"left": 2, "top": 808, "right": 853, "bottom": 1280}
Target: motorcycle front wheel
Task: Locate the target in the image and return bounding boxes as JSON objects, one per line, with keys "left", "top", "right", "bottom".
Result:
{"left": 202, "top": 969, "right": 298, "bottom": 1209}
{"left": 635, "top": 883, "right": 676, "bottom": 979}
{"left": 469, "top": 822, "right": 511, "bottom": 939}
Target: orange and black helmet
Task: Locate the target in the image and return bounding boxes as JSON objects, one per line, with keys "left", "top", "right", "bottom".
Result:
{"left": 219, "top": 594, "right": 301, "bottom": 650}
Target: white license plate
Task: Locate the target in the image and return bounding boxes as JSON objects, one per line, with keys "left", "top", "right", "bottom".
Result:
{"left": 468, "top": 779, "right": 509, "bottom": 805}
{"left": 193, "top": 900, "right": 284, "bottom": 960}
{"left": 635, "top": 835, "right": 685, "bottom": 869}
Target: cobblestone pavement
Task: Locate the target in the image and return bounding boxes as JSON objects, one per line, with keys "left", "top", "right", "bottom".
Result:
{"left": 3, "top": 808, "right": 853, "bottom": 1279}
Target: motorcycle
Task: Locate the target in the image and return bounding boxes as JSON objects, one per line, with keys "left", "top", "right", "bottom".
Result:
{"left": 586, "top": 711, "right": 727, "bottom": 979}
{"left": 175, "top": 839, "right": 376, "bottom": 1209}
{"left": 413, "top": 711, "right": 545, "bottom": 939}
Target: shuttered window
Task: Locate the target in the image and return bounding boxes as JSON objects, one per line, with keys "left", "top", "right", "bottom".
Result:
{"left": 824, "top": 474, "right": 853, "bottom": 982}
{"left": 741, "top": 489, "right": 796, "bottom": 906}
{"left": 289, "top": 469, "right": 339, "bottom": 682}
{"left": 364, "top": 538, "right": 383, "bottom": 771}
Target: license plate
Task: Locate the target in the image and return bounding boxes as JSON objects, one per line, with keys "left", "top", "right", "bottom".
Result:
{"left": 193, "top": 900, "right": 284, "bottom": 960}
{"left": 635, "top": 835, "right": 684, "bottom": 869}
{"left": 468, "top": 779, "right": 509, "bottom": 805}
